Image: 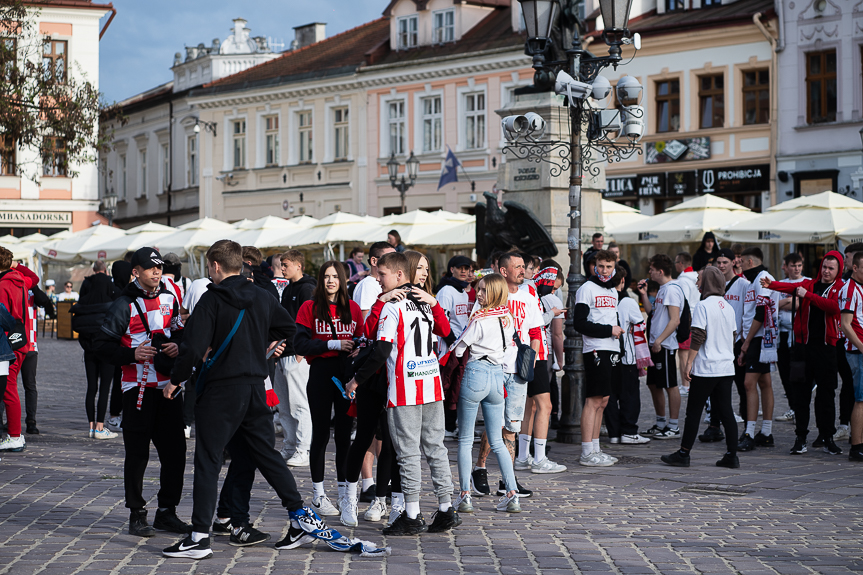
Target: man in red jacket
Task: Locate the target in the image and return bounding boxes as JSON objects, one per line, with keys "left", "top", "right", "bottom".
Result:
{"left": 762, "top": 250, "right": 844, "bottom": 456}
{"left": 0, "top": 247, "right": 39, "bottom": 452}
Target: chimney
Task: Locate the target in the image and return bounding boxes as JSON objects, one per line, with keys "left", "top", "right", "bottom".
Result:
{"left": 293, "top": 23, "right": 326, "bottom": 49}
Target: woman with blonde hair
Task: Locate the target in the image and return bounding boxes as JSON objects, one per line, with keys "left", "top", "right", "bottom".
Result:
{"left": 404, "top": 250, "right": 435, "bottom": 294}
{"left": 450, "top": 273, "right": 520, "bottom": 514}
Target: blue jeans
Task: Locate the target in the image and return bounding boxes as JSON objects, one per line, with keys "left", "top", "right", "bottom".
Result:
{"left": 846, "top": 351, "right": 863, "bottom": 402}
{"left": 457, "top": 360, "right": 517, "bottom": 494}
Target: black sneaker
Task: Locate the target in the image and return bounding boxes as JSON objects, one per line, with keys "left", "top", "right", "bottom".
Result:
{"left": 229, "top": 524, "right": 271, "bottom": 547}
{"left": 660, "top": 450, "right": 690, "bottom": 467}
{"left": 129, "top": 509, "right": 156, "bottom": 537}
{"left": 642, "top": 424, "right": 664, "bottom": 436}
{"left": 848, "top": 449, "right": 863, "bottom": 462}
{"left": 25, "top": 424, "right": 39, "bottom": 435}
{"left": 275, "top": 524, "right": 314, "bottom": 549}
{"left": 698, "top": 426, "right": 725, "bottom": 443}
{"left": 212, "top": 519, "right": 232, "bottom": 536}
{"left": 715, "top": 452, "right": 740, "bottom": 469}
{"left": 162, "top": 535, "right": 214, "bottom": 559}
{"left": 496, "top": 479, "right": 533, "bottom": 498}
{"left": 822, "top": 437, "right": 843, "bottom": 455}
{"left": 754, "top": 432, "right": 774, "bottom": 447}
{"left": 427, "top": 507, "right": 462, "bottom": 533}
{"left": 812, "top": 435, "right": 825, "bottom": 448}
{"left": 790, "top": 437, "right": 808, "bottom": 454}
{"left": 382, "top": 511, "right": 427, "bottom": 536}
{"left": 737, "top": 433, "right": 756, "bottom": 452}
{"left": 471, "top": 469, "right": 490, "bottom": 496}
{"left": 154, "top": 507, "right": 192, "bottom": 534}
{"left": 360, "top": 484, "right": 376, "bottom": 503}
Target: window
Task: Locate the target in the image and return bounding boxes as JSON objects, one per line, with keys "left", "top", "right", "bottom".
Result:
{"left": 42, "top": 137, "right": 66, "bottom": 177}
{"left": 698, "top": 74, "right": 724, "bottom": 129}
{"left": 139, "top": 149, "right": 147, "bottom": 195}
{"left": 388, "top": 101, "right": 405, "bottom": 155}
{"left": 433, "top": 10, "right": 455, "bottom": 43}
{"left": 666, "top": 0, "right": 684, "bottom": 10}
{"left": 0, "top": 135, "right": 15, "bottom": 176}
{"left": 397, "top": 16, "right": 418, "bottom": 49}
{"left": 421, "top": 96, "right": 442, "bottom": 153}
{"left": 806, "top": 50, "right": 837, "bottom": 124}
{"left": 333, "top": 108, "right": 349, "bottom": 161}
{"left": 42, "top": 40, "right": 66, "bottom": 83}
{"left": 187, "top": 136, "right": 197, "bottom": 186}
{"left": 161, "top": 143, "right": 169, "bottom": 192}
{"left": 264, "top": 115, "right": 280, "bottom": 166}
{"left": 1, "top": 38, "right": 16, "bottom": 81}
{"left": 298, "top": 112, "right": 313, "bottom": 163}
{"left": 119, "top": 154, "right": 127, "bottom": 199}
{"left": 464, "top": 92, "right": 486, "bottom": 150}
{"left": 232, "top": 119, "right": 246, "bottom": 168}
{"left": 655, "top": 79, "right": 680, "bottom": 132}
{"left": 743, "top": 69, "right": 769, "bottom": 125}
{"left": 703, "top": 0, "right": 721, "bottom": 5}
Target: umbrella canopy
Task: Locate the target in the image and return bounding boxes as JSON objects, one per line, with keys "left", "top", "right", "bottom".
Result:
{"left": 602, "top": 200, "right": 649, "bottom": 233}
{"left": 78, "top": 222, "right": 177, "bottom": 261}
{"left": 410, "top": 221, "right": 476, "bottom": 247}
{"left": 717, "top": 191, "right": 863, "bottom": 244}
{"left": 280, "top": 213, "right": 384, "bottom": 246}
{"left": 233, "top": 216, "right": 307, "bottom": 248}
{"left": 156, "top": 218, "right": 235, "bottom": 257}
{"left": 368, "top": 210, "right": 467, "bottom": 245}
{"left": 611, "top": 195, "right": 758, "bottom": 244}
{"left": 0, "top": 234, "right": 19, "bottom": 245}
{"left": 16, "top": 233, "right": 49, "bottom": 244}
{"left": 36, "top": 225, "right": 127, "bottom": 262}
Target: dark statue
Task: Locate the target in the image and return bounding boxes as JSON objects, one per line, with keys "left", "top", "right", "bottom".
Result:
{"left": 475, "top": 191, "right": 558, "bottom": 260}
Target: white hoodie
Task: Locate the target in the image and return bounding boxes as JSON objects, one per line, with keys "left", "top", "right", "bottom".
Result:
{"left": 675, "top": 270, "right": 700, "bottom": 311}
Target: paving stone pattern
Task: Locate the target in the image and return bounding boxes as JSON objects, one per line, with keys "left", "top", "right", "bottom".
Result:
{"left": 1, "top": 338, "right": 862, "bottom": 574}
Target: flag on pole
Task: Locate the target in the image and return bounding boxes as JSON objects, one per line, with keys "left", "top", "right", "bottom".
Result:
{"left": 437, "top": 147, "right": 460, "bottom": 190}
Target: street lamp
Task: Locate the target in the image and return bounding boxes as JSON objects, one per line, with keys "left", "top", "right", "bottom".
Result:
{"left": 387, "top": 151, "right": 419, "bottom": 213}
{"left": 101, "top": 189, "right": 118, "bottom": 227}
{"left": 194, "top": 119, "right": 217, "bottom": 137}
{"left": 506, "top": 0, "right": 641, "bottom": 444}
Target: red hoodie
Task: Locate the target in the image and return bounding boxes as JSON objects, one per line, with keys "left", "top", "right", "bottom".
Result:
{"left": 0, "top": 265, "right": 39, "bottom": 353}
{"left": 767, "top": 250, "right": 844, "bottom": 345}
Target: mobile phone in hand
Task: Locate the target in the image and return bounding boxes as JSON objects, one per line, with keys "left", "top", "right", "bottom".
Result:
{"left": 170, "top": 384, "right": 183, "bottom": 399}
{"left": 267, "top": 339, "right": 286, "bottom": 359}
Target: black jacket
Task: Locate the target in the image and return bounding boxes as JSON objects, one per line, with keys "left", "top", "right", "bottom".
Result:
{"left": 74, "top": 273, "right": 120, "bottom": 349}
{"left": 281, "top": 274, "right": 316, "bottom": 320}
{"left": 252, "top": 265, "right": 280, "bottom": 301}
{"left": 171, "top": 274, "right": 296, "bottom": 387}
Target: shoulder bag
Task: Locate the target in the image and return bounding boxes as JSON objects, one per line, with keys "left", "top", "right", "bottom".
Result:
{"left": 7, "top": 286, "right": 27, "bottom": 351}
{"left": 196, "top": 309, "right": 245, "bottom": 394}
{"left": 512, "top": 327, "right": 536, "bottom": 382}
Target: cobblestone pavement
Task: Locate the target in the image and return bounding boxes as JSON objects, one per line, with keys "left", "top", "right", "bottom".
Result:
{"left": 1, "top": 338, "right": 862, "bottom": 574}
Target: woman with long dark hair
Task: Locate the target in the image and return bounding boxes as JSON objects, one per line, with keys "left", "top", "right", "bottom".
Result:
{"left": 293, "top": 261, "right": 363, "bottom": 517}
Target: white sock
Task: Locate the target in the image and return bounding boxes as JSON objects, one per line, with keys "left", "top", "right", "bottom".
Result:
{"left": 761, "top": 420, "right": 773, "bottom": 436}
{"left": 376, "top": 496, "right": 387, "bottom": 505}
{"left": 582, "top": 442, "right": 593, "bottom": 458}
{"left": 669, "top": 418, "right": 679, "bottom": 429}
{"left": 312, "top": 482, "right": 325, "bottom": 500}
{"left": 405, "top": 501, "right": 420, "bottom": 519}
{"left": 656, "top": 415, "right": 666, "bottom": 426}
{"left": 518, "top": 434, "right": 531, "bottom": 459}
{"left": 337, "top": 481, "right": 347, "bottom": 502}
{"left": 362, "top": 477, "right": 375, "bottom": 491}
{"left": 473, "top": 465, "right": 486, "bottom": 471}
{"left": 392, "top": 492, "right": 405, "bottom": 509}
{"left": 346, "top": 481, "right": 358, "bottom": 500}
{"left": 746, "top": 421, "right": 756, "bottom": 437}
{"left": 191, "top": 531, "right": 207, "bottom": 542}
{"left": 215, "top": 517, "right": 230, "bottom": 525}
{"left": 439, "top": 502, "right": 452, "bottom": 512}
{"left": 592, "top": 438, "right": 600, "bottom": 453}
{"left": 533, "top": 438, "right": 547, "bottom": 462}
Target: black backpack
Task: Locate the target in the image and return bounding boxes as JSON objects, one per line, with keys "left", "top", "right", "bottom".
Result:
{"left": 671, "top": 283, "right": 692, "bottom": 343}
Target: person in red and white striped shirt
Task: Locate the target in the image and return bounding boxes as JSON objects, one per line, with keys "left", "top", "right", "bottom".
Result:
{"left": 839, "top": 250, "right": 863, "bottom": 462}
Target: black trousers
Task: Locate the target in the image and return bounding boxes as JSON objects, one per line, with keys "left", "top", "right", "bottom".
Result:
{"left": 345, "top": 386, "right": 386, "bottom": 484}
{"left": 182, "top": 371, "right": 197, "bottom": 427}
{"left": 777, "top": 331, "right": 793, "bottom": 406}
{"left": 711, "top": 341, "right": 747, "bottom": 426}
{"left": 604, "top": 364, "right": 641, "bottom": 438}
{"left": 682, "top": 375, "right": 737, "bottom": 454}
{"left": 379, "top": 409, "right": 401, "bottom": 496}
{"left": 84, "top": 351, "right": 114, "bottom": 423}
{"left": 192, "top": 383, "right": 304, "bottom": 533}
{"left": 20, "top": 351, "right": 37, "bottom": 426}
{"left": 837, "top": 340, "right": 854, "bottom": 425}
{"left": 121, "top": 387, "right": 186, "bottom": 510}
{"left": 109, "top": 366, "right": 122, "bottom": 417}
{"left": 796, "top": 343, "right": 838, "bottom": 439}
{"left": 215, "top": 432, "right": 257, "bottom": 528}
{"left": 549, "top": 370, "right": 559, "bottom": 417}
{"left": 307, "top": 358, "right": 353, "bottom": 484}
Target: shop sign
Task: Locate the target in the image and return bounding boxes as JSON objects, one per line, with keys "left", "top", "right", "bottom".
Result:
{"left": 637, "top": 173, "right": 665, "bottom": 197}
{"left": 699, "top": 164, "right": 770, "bottom": 194}
{"left": 603, "top": 175, "right": 637, "bottom": 198}
{"left": 0, "top": 211, "right": 72, "bottom": 226}
{"left": 666, "top": 171, "right": 697, "bottom": 196}
{"left": 645, "top": 137, "right": 711, "bottom": 164}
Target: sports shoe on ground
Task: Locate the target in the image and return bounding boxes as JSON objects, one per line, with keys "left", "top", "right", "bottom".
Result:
{"left": 609, "top": 437, "right": 620, "bottom": 444}
{"left": 579, "top": 452, "right": 613, "bottom": 467}
{"left": 737, "top": 433, "right": 756, "bottom": 452}
{"left": 454, "top": 492, "right": 473, "bottom": 513}
{"left": 427, "top": 507, "right": 461, "bottom": 533}
{"left": 530, "top": 457, "right": 567, "bottom": 474}
{"left": 715, "top": 452, "right": 740, "bottom": 468}
{"left": 661, "top": 450, "right": 690, "bottom": 467}
{"left": 679, "top": 386, "right": 690, "bottom": 396}
{"left": 360, "top": 484, "right": 376, "bottom": 503}
{"left": 0, "top": 435, "right": 25, "bottom": 452}
{"left": 790, "top": 437, "right": 808, "bottom": 454}
{"left": 833, "top": 424, "right": 850, "bottom": 441}
{"left": 823, "top": 437, "right": 843, "bottom": 455}
{"left": 154, "top": 507, "right": 192, "bottom": 534}
{"left": 129, "top": 509, "right": 156, "bottom": 537}
{"left": 106, "top": 415, "right": 122, "bottom": 429}
{"left": 598, "top": 451, "right": 618, "bottom": 464}
{"left": 754, "top": 432, "right": 774, "bottom": 447}
{"left": 364, "top": 499, "right": 387, "bottom": 521}
{"left": 87, "top": 429, "right": 94, "bottom": 439}
{"left": 496, "top": 493, "right": 521, "bottom": 513}
{"left": 311, "top": 494, "right": 339, "bottom": 516}
{"left": 162, "top": 535, "right": 213, "bottom": 560}
{"left": 230, "top": 524, "right": 271, "bottom": 547}
{"left": 496, "top": 479, "right": 533, "bottom": 498}
{"left": 812, "top": 436, "right": 825, "bottom": 448}
{"left": 654, "top": 427, "right": 680, "bottom": 440}
{"left": 621, "top": 434, "right": 650, "bottom": 444}
{"left": 339, "top": 496, "right": 359, "bottom": 527}
{"left": 641, "top": 424, "right": 663, "bottom": 436}
{"left": 212, "top": 519, "right": 232, "bottom": 536}
{"left": 93, "top": 428, "right": 118, "bottom": 440}
{"left": 286, "top": 450, "right": 310, "bottom": 467}
{"left": 514, "top": 456, "right": 532, "bottom": 471}
{"left": 734, "top": 414, "right": 744, "bottom": 423}
{"left": 848, "top": 449, "right": 863, "bottom": 462}
{"left": 25, "top": 424, "right": 39, "bottom": 435}
{"left": 471, "top": 469, "right": 490, "bottom": 496}
{"left": 444, "top": 428, "right": 459, "bottom": 441}
{"left": 775, "top": 409, "right": 795, "bottom": 422}
{"left": 275, "top": 524, "right": 315, "bottom": 550}
{"left": 382, "top": 511, "right": 427, "bottom": 536}
{"left": 386, "top": 504, "right": 405, "bottom": 528}
{"left": 698, "top": 426, "right": 725, "bottom": 443}
{"left": 184, "top": 426, "right": 191, "bottom": 439}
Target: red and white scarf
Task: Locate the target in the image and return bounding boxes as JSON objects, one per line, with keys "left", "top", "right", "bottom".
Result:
{"left": 632, "top": 322, "right": 653, "bottom": 370}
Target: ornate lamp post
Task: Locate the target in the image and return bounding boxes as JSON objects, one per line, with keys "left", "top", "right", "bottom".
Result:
{"left": 387, "top": 151, "right": 419, "bottom": 213}
{"left": 101, "top": 190, "right": 118, "bottom": 227}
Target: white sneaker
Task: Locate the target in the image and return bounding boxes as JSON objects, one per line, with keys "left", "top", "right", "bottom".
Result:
{"left": 454, "top": 492, "right": 473, "bottom": 513}
{"left": 609, "top": 437, "right": 621, "bottom": 444}
{"left": 311, "top": 494, "right": 340, "bottom": 517}
{"left": 734, "top": 414, "right": 744, "bottom": 423}
{"left": 286, "top": 450, "right": 309, "bottom": 467}
{"left": 598, "top": 451, "right": 618, "bottom": 464}
{"left": 0, "top": 435, "right": 25, "bottom": 451}
{"left": 93, "top": 428, "right": 118, "bottom": 440}
{"left": 496, "top": 493, "right": 521, "bottom": 513}
{"left": 621, "top": 434, "right": 650, "bottom": 444}
{"left": 579, "top": 452, "right": 613, "bottom": 467}
{"left": 363, "top": 499, "right": 387, "bottom": 522}
{"left": 530, "top": 457, "right": 567, "bottom": 474}
{"left": 834, "top": 424, "right": 850, "bottom": 441}
{"left": 776, "top": 409, "right": 795, "bottom": 422}
{"left": 514, "top": 456, "right": 532, "bottom": 471}
{"left": 106, "top": 415, "right": 122, "bottom": 430}
{"left": 444, "top": 428, "right": 459, "bottom": 441}
{"left": 87, "top": 428, "right": 94, "bottom": 439}
{"left": 184, "top": 426, "right": 191, "bottom": 439}
{"left": 386, "top": 503, "right": 405, "bottom": 527}
{"left": 339, "top": 496, "right": 358, "bottom": 527}
{"left": 680, "top": 386, "right": 690, "bottom": 396}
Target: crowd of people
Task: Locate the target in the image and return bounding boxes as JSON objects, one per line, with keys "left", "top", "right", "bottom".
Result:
{"left": 0, "top": 228, "right": 862, "bottom": 560}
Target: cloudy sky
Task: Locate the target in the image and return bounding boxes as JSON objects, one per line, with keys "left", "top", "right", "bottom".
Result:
{"left": 99, "top": 0, "right": 384, "bottom": 103}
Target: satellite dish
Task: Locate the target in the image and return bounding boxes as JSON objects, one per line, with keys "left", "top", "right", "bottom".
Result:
{"left": 633, "top": 33, "right": 642, "bottom": 51}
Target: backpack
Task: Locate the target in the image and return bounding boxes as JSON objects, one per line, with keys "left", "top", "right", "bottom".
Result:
{"left": 671, "top": 282, "right": 692, "bottom": 343}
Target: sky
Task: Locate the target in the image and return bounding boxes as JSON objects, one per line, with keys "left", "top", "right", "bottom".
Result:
{"left": 98, "top": 0, "right": 384, "bottom": 103}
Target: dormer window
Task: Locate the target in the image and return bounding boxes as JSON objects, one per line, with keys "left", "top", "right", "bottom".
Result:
{"left": 666, "top": 0, "right": 684, "bottom": 11}
{"left": 397, "top": 15, "right": 418, "bottom": 49}
{"left": 433, "top": 10, "right": 455, "bottom": 44}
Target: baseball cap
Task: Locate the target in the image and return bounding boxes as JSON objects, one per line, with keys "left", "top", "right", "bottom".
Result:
{"left": 45, "top": 279, "right": 55, "bottom": 287}
{"left": 447, "top": 255, "right": 473, "bottom": 270}
{"left": 130, "top": 247, "right": 165, "bottom": 270}
{"left": 717, "top": 248, "right": 735, "bottom": 261}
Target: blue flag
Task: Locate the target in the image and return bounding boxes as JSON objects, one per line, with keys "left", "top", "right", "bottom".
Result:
{"left": 438, "top": 147, "right": 460, "bottom": 190}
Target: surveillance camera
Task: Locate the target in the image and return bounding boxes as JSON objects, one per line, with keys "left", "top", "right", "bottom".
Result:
{"left": 523, "top": 112, "right": 546, "bottom": 137}
{"left": 616, "top": 75, "right": 644, "bottom": 103}
{"left": 590, "top": 76, "right": 612, "bottom": 101}
{"left": 620, "top": 105, "right": 645, "bottom": 141}
{"left": 554, "top": 70, "right": 592, "bottom": 104}
{"left": 501, "top": 115, "right": 528, "bottom": 142}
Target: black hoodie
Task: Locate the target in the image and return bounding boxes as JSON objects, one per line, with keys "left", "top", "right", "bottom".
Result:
{"left": 281, "top": 274, "right": 316, "bottom": 320}
{"left": 251, "top": 265, "right": 280, "bottom": 301}
{"left": 693, "top": 232, "right": 720, "bottom": 271}
{"left": 170, "top": 274, "right": 296, "bottom": 388}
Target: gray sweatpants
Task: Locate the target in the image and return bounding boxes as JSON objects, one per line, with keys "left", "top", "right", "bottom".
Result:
{"left": 387, "top": 400, "right": 453, "bottom": 505}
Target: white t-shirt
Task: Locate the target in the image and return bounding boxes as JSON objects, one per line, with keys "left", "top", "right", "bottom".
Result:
{"left": 618, "top": 296, "right": 645, "bottom": 365}
{"left": 503, "top": 288, "right": 544, "bottom": 373}
{"left": 724, "top": 276, "right": 748, "bottom": 341}
{"left": 518, "top": 283, "right": 547, "bottom": 360}
{"left": 778, "top": 276, "right": 808, "bottom": 332}
{"left": 56, "top": 291, "right": 79, "bottom": 302}
{"left": 574, "top": 280, "right": 620, "bottom": 354}
{"left": 540, "top": 292, "right": 564, "bottom": 368}
{"left": 436, "top": 284, "right": 471, "bottom": 337}
{"left": 650, "top": 281, "right": 685, "bottom": 350}
{"left": 182, "top": 278, "right": 212, "bottom": 315}
{"left": 691, "top": 295, "right": 737, "bottom": 377}
{"left": 454, "top": 312, "right": 515, "bottom": 366}
{"left": 353, "top": 275, "right": 382, "bottom": 312}
{"left": 741, "top": 270, "right": 778, "bottom": 340}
